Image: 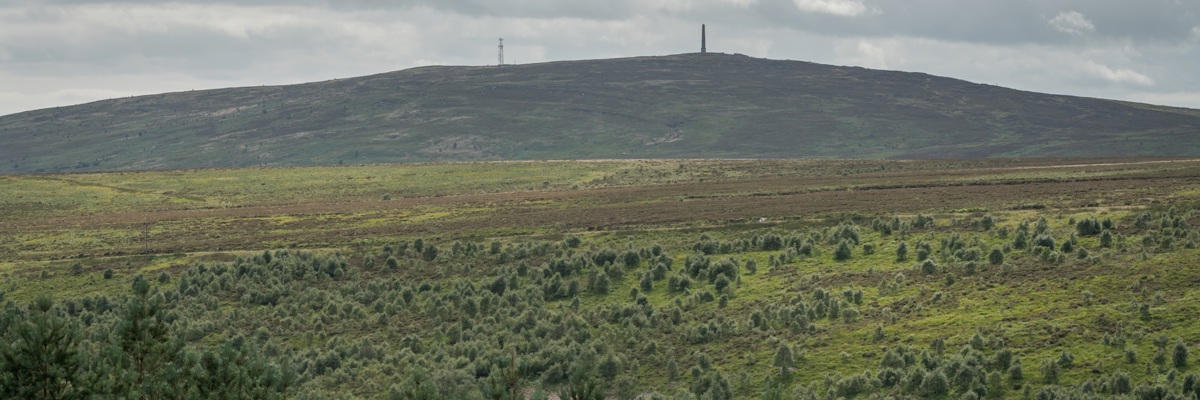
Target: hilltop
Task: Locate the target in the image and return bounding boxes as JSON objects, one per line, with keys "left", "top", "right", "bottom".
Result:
{"left": 2, "top": 53, "right": 1199, "bottom": 173}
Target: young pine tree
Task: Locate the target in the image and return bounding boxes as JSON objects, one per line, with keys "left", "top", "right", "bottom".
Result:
{"left": 773, "top": 343, "right": 795, "bottom": 381}
{"left": 106, "top": 274, "right": 185, "bottom": 398}
{"left": 0, "top": 295, "right": 89, "bottom": 400}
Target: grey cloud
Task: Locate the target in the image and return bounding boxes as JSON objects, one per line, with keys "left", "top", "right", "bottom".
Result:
{"left": 1, "top": 0, "right": 1199, "bottom": 116}
{"left": 23, "top": 0, "right": 1200, "bottom": 44}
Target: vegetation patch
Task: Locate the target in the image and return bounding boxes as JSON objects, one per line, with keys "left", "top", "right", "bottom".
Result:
{"left": 2, "top": 158, "right": 1200, "bottom": 398}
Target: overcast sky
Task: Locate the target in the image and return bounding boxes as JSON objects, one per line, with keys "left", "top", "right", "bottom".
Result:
{"left": 2, "top": 0, "right": 1199, "bottom": 116}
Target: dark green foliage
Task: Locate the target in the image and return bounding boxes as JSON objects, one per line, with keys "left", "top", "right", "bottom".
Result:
{"left": 1013, "top": 229, "right": 1029, "bottom": 249}
{"left": 963, "top": 261, "right": 979, "bottom": 276}
{"left": 896, "top": 240, "right": 908, "bottom": 261}
{"left": 994, "top": 348, "right": 1013, "bottom": 371}
{"left": 1035, "top": 217, "right": 1050, "bottom": 235}
{"left": 1034, "top": 234, "right": 1056, "bottom": 249}
{"left": 593, "top": 272, "right": 610, "bottom": 294}
{"left": 1111, "top": 371, "right": 1132, "bottom": 395}
{"left": 833, "top": 372, "right": 872, "bottom": 397}
{"left": 923, "top": 369, "right": 949, "bottom": 396}
{"left": 1058, "top": 350, "right": 1074, "bottom": 368}
{"left": 1076, "top": 217, "right": 1103, "bottom": 236}
{"left": 916, "top": 241, "right": 932, "bottom": 261}
{"left": 394, "top": 367, "right": 440, "bottom": 400}
{"left": 1133, "top": 384, "right": 1168, "bottom": 400}
{"left": 103, "top": 269, "right": 114, "bottom": 279}
{"left": 691, "top": 370, "right": 733, "bottom": 400}
{"left": 988, "top": 247, "right": 1004, "bottom": 265}
{"left": 1175, "top": 341, "right": 1189, "bottom": 369}
{"left": 621, "top": 251, "right": 641, "bottom": 268}
{"left": 913, "top": 214, "right": 934, "bottom": 229}
{"left": 1135, "top": 212, "right": 1154, "bottom": 229}
{"left": 1041, "top": 359, "right": 1060, "bottom": 384}
{"left": 0, "top": 295, "right": 87, "bottom": 400}
{"left": 833, "top": 241, "right": 853, "bottom": 261}
{"left": 977, "top": 214, "right": 996, "bottom": 231}
{"left": 1009, "top": 360, "right": 1024, "bottom": 381}
{"left": 1, "top": 281, "right": 286, "bottom": 400}
{"left": 599, "top": 353, "right": 620, "bottom": 381}
{"left": 970, "top": 332, "right": 986, "bottom": 351}
{"left": 13, "top": 206, "right": 1200, "bottom": 399}
{"left": 955, "top": 246, "right": 981, "bottom": 262}
{"left": 930, "top": 337, "right": 946, "bottom": 355}
{"left": 921, "top": 259, "right": 938, "bottom": 275}
{"left": 108, "top": 275, "right": 183, "bottom": 397}
{"left": 1183, "top": 373, "right": 1199, "bottom": 397}
{"left": 1100, "top": 229, "right": 1115, "bottom": 248}
{"left": 759, "top": 234, "right": 784, "bottom": 251}
{"left": 564, "top": 357, "right": 607, "bottom": 400}
{"left": 652, "top": 263, "right": 669, "bottom": 280}
{"left": 422, "top": 244, "right": 439, "bottom": 261}
{"left": 714, "top": 274, "right": 732, "bottom": 292}
{"left": 773, "top": 342, "right": 794, "bottom": 380}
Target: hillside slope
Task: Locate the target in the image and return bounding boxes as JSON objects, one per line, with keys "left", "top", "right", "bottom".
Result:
{"left": 3, "top": 53, "right": 1199, "bottom": 173}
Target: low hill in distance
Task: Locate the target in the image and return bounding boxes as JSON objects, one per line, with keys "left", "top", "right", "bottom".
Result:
{"left": 3, "top": 53, "right": 1200, "bottom": 173}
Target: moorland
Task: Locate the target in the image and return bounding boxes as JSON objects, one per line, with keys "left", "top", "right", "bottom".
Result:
{"left": 3, "top": 158, "right": 1200, "bottom": 399}
{"left": 4, "top": 53, "right": 1200, "bottom": 174}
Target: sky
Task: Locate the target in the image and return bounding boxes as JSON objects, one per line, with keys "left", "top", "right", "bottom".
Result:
{"left": 1, "top": 0, "right": 1199, "bottom": 116}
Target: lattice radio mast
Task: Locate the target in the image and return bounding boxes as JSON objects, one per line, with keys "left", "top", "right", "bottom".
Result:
{"left": 498, "top": 38, "right": 505, "bottom": 66}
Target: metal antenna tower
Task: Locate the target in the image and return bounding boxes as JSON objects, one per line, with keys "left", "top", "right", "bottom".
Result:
{"left": 498, "top": 38, "right": 505, "bottom": 66}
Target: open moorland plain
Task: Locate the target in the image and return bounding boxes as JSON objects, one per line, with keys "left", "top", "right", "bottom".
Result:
{"left": 4, "top": 158, "right": 1200, "bottom": 399}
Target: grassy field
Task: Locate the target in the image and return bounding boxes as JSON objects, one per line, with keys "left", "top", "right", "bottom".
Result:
{"left": 3, "top": 158, "right": 1200, "bottom": 398}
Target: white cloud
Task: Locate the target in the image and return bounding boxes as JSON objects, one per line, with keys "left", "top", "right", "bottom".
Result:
{"left": 1049, "top": 11, "right": 1095, "bottom": 36}
{"left": 716, "top": 0, "right": 759, "bottom": 7}
{"left": 792, "top": 0, "right": 869, "bottom": 17}
{"left": 717, "top": 36, "right": 774, "bottom": 57}
{"left": 1128, "top": 92, "right": 1200, "bottom": 108}
{"left": 834, "top": 39, "right": 889, "bottom": 69}
{"left": 1078, "top": 61, "right": 1154, "bottom": 86}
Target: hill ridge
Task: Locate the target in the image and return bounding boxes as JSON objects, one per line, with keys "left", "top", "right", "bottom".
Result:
{"left": 2, "top": 53, "right": 1199, "bottom": 173}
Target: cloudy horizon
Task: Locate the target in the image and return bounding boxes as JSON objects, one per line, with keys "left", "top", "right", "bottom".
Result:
{"left": 2, "top": 0, "right": 1199, "bottom": 116}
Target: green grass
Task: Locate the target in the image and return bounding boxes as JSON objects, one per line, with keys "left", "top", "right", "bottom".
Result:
{"left": 4, "top": 159, "right": 1200, "bottom": 398}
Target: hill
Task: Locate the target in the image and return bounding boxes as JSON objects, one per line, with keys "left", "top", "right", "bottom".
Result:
{"left": 2, "top": 53, "right": 1199, "bottom": 173}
